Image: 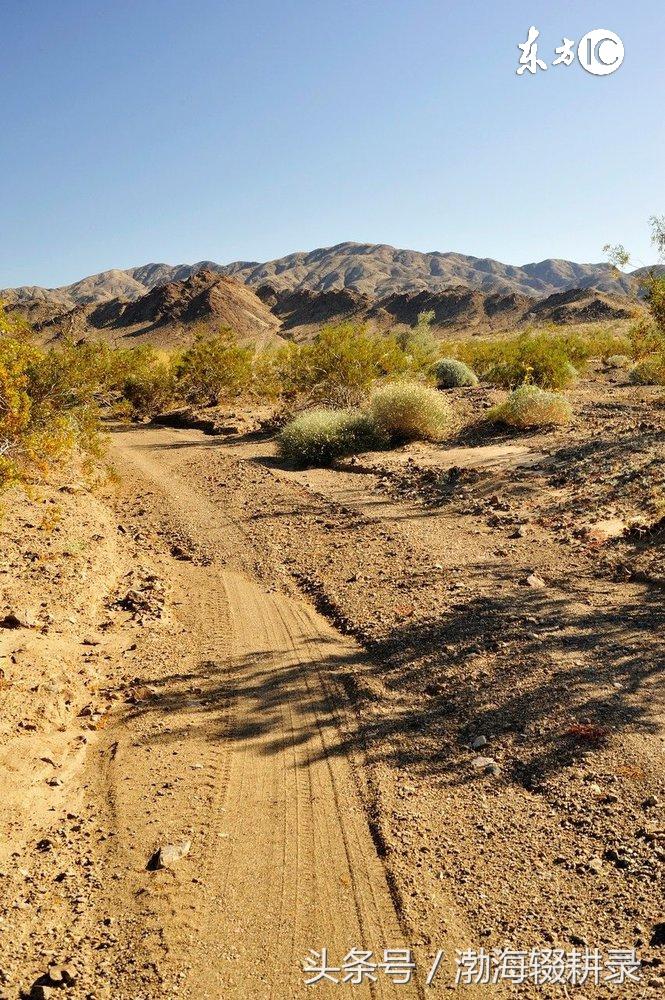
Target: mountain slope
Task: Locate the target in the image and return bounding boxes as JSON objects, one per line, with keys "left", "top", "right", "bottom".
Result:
{"left": 2, "top": 242, "right": 645, "bottom": 310}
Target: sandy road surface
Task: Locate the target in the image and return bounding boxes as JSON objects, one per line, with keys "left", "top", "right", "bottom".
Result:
{"left": 103, "top": 424, "right": 423, "bottom": 999}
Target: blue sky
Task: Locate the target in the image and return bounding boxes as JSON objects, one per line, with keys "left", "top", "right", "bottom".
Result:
{"left": 2, "top": 0, "right": 663, "bottom": 288}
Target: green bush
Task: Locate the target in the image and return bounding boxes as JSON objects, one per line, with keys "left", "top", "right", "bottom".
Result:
{"left": 605, "top": 354, "right": 631, "bottom": 369}
{"left": 0, "top": 328, "right": 111, "bottom": 488}
{"left": 123, "top": 361, "right": 178, "bottom": 418}
{"left": 278, "top": 408, "right": 385, "bottom": 467}
{"left": 369, "top": 381, "right": 451, "bottom": 444}
{"left": 432, "top": 358, "right": 478, "bottom": 388}
{"left": 628, "top": 318, "right": 665, "bottom": 359}
{"left": 629, "top": 354, "right": 665, "bottom": 386}
{"left": 277, "top": 323, "right": 412, "bottom": 405}
{"left": 487, "top": 385, "right": 572, "bottom": 429}
{"left": 177, "top": 329, "right": 253, "bottom": 405}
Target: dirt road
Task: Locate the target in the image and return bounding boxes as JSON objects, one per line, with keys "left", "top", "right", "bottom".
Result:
{"left": 97, "top": 424, "right": 427, "bottom": 999}
{"left": 2, "top": 405, "right": 661, "bottom": 999}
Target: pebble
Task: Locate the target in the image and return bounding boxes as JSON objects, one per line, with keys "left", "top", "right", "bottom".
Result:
{"left": 149, "top": 840, "right": 191, "bottom": 870}
{"left": 471, "top": 736, "right": 487, "bottom": 749}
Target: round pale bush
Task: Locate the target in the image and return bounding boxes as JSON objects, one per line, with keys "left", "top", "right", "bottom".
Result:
{"left": 278, "top": 408, "right": 385, "bottom": 467}
{"left": 605, "top": 354, "right": 631, "bottom": 370}
{"left": 432, "top": 358, "right": 479, "bottom": 389}
{"left": 488, "top": 385, "right": 572, "bottom": 429}
{"left": 629, "top": 354, "right": 665, "bottom": 386}
{"left": 369, "top": 381, "right": 451, "bottom": 443}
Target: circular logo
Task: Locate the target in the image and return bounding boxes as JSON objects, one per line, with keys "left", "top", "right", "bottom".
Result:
{"left": 578, "top": 29, "right": 625, "bottom": 76}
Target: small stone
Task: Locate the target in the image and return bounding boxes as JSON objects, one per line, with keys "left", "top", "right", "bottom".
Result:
{"left": 525, "top": 573, "right": 546, "bottom": 589}
{"left": 1, "top": 611, "right": 37, "bottom": 629}
{"left": 651, "top": 922, "right": 665, "bottom": 947}
{"left": 642, "top": 796, "right": 659, "bottom": 809}
{"left": 588, "top": 857, "right": 603, "bottom": 875}
{"left": 471, "top": 735, "right": 487, "bottom": 749}
{"left": 471, "top": 755, "right": 495, "bottom": 770}
{"left": 148, "top": 840, "right": 191, "bottom": 870}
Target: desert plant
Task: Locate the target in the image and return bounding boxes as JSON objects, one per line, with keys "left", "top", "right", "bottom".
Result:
{"left": 368, "top": 381, "right": 451, "bottom": 444}
{"left": 123, "top": 360, "right": 178, "bottom": 418}
{"left": 278, "top": 323, "right": 411, "bottom": 405}
{"left": 629, "top": 354, "right": 665, "bottom": 386}
{"left": 432, "top": 357, "right": 479, "bottom": 388}
{"left": 487, "top": 385, "right": 572, "bottom": 429}
{"left": 278, "top": 408, "right": 385, "bottom": 467}
{"left": 605, "top": 354, "right": 631, "bottom": 369}
{"left": 177, "top": 329, "right": 253, "bottom": 405}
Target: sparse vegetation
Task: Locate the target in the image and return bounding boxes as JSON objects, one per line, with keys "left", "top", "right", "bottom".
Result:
{"left": 487, "top": 385, "right": 572, "bottom": 429}
{"left": 177, "top": 329, "right": 253, "bottom": 405}
{"left": 278, "top": 408, "right": 385, "bottom": 467}
{"left": 432, "top": 357, "right": 478, "bottom": 388}
{"left": 369, "top": 381, "right": 451, "bottom": 444}
{"left": 629, "top": 354, "right": 665, "bottom": 386}
{"left": 275, "top": 323, "right": 415, "bottom": 406}
{"left": 122, "top": 349, "right": 178, "bottom": 418}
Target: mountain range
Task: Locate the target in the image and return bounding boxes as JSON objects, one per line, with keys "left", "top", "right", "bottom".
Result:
{"left": 2, "top": 241, "right": 647, "bottom": 310}
{"left": 1, "top": 243, "right": 648, "bottom": 346}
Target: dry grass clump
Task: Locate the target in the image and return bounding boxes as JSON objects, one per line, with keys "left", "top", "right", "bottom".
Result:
{"left": 432, "top": 358, "right": 478, "bottom": 388}
{"left": 369, "top": 381, "right": 451, "bottom": 444}
{"left": 629, "top": 354, "right": 665, "bottom": 386}
{"left": 278, "top": 409, "right": 386, "bottom": 467}
{"left": 605, "top": 354, "right": 632, "bottom": 369}
{"left": 487, "top": 385, "right": 572, "bottom": 429}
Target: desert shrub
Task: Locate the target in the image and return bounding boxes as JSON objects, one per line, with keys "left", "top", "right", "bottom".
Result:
{"left": 278, "top": 408, "right": 385, "bottom": 467}
{"left": 646, "top": 275, "right": 665, "bottom": 334}
{"left": 487, "top": 385, "right": 572, "bottom": 429}
{"left": 278, "top": 323, "right": 412, "bottom": 405}
{"left": 442, "top": 327, "right": 644, "bottom": 389}
{"left": 177, "top": 329, "right": 253, "bottom": 405}
{"left": 605, "top": 354, "right": 631, "bottom": 369}
{"left": 628, "top": 317, "right": 665, "bottom": 359}
{"left": 368, "top": 381, "right": 451, "bottom": 444}
{"left": 629, "top": 354, "right": 665, "bottom": 386}
{"left": 395, "top": 311, "right": 441, "bottom": 373}
{"left": 0, "top": 333, "right": 110, "bottom": 488}
{"left": 483, "top": 335, "right": 579, "bottom": 389}
{"left": 432, "top": 357, "right": 478, "bottom": 388}
{"left": 123, "top": 358, "right": 178, "bottom": 418}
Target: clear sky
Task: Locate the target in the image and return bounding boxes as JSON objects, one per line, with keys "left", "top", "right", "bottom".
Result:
{"left": 2, "top": 0, "right": 663, "bottom": 288}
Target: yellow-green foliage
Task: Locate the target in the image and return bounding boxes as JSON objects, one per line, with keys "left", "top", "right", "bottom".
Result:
{"left": 177, "top": 329, "right": 253, "bottom": 405}
{"left": 432, "top": 357, "right": 478, "bottom": 388}
{"left": 630, "top": 354, "right": 665, "bottom": 386}
{"left": 450, "top": 331, "right": 580, "bottom": 389}
{"left": 369, "top": 381, "right": 451, "bottom": 444}
{"left": 628, "top": 317, "right": 665, "bottom": 359}
{"left": 646, "top": 275, "right": 665, "bottom": 334}
{"left": 441, "top": 325, "right": 643, "bottom": 389}
{"left": 278, "top": 408, "right": 386, "bottom": 467}
{"left": 0, "top": 323, "right": 117, "bottom": 487}
{"left": 121, "top": 347, "right": 178, "bottom": 418}
{"left": 487, "top": 385, "right": 572, "bottom": 429}
{"left": 276, "top": 323, "right": 414, "bottom": 405}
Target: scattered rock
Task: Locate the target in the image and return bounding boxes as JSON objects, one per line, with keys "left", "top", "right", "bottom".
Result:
{"left": 148, "top": 840, "right": 192, "bottom": 870}
{"left": 0, "top": 611, "right": 37, "bottom": 629}
{"left": 525, "top": 573, "right": 546, "bottom": 589}
{"left": 471, "top": 735, "right": 487, "bottom": 749}
{"left": 471, "top": 756, "right": 500, "bottom": 775}
{"left": 651, "top": 922, "right": 665, "bottom": 947}
{"left": 587, "top": 857, "right": 604, "bottom": 875}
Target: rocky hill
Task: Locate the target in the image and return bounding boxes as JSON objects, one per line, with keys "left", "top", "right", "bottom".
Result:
{"left": 19, "top": 269, "right": 639, "bottom": 348}
{"left": 2, "top": 241, "right": 646, "bottom": 312}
